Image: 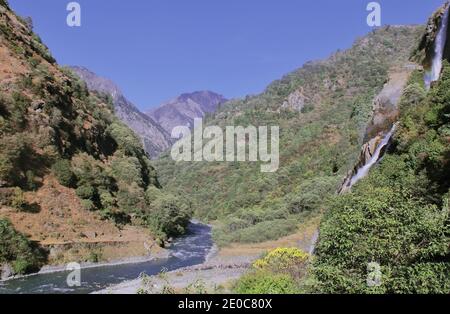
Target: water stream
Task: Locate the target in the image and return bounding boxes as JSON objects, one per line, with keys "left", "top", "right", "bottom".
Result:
{"left": 425, "top": 4, "right": 449, "bottom": 88}
{"left": 0, "top": 221, "right": 213, "bottom": 294}
{"left": 347, "top": 124, "right": 397, "bottom": 189}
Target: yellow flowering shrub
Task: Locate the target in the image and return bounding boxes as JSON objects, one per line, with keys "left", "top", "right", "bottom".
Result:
{"left": 253, "top": 248, "right": 309, "bottom": 280}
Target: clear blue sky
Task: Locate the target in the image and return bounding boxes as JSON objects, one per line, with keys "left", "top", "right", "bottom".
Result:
{"left": 8, "top": 0, "right": 447, "bottom": 110}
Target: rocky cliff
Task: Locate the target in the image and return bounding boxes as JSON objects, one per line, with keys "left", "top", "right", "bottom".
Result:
{"left": 412, "top": 1, "right": 450, "bottom": 70}
{"left": 339, "top": 64, "right": 418, "bottom": 193}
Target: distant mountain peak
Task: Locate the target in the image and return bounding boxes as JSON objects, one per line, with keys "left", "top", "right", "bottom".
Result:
{"left": 69, "top": 66, "right": 172, "bottom": 158}
{"left": 147, "top": 91, "right": 227, "bottom": 134}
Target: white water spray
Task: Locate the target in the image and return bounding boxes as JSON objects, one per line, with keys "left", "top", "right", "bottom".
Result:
{"left": 348, "top": 124, "right": 397, "bottom": 188}
{"left": 425, "top": 5, "right": 450, "bottom": 88}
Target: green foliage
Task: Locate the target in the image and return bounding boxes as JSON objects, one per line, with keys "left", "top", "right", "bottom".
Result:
{"left": 154, "top": 26, "right": 423, "bottom": 245}
{"left": 76, "top": 184, "right": 96, "bottom": 200}
{"left": 0, "top": 219, "right": 46, "bottom": 275}
{"left": 0, "top": 0, "right": 9, "bottom": 9}
{"left": 253, "top": 248, "right": 309, "bottom": 279}
{"left": 143, "top": 193, "right": 191, "bottom": 240}
{"left": 214, "top": 219, "right": 299, "bottom": 246}
{"left": 52, "top": 159, "right": 76, "bottom": 187}
{"left": 10, "top": 187, "right": 26, "bottom": 210}
{"left": 234, "top": 271, "right": 299, "bottom": 294}
{"left": 313, "top": 65, "right": 450, "bottom": 294}
{"left": 107, "top": 122, "right": 143, "bottom": 157}
{"left": 111, "top": 156, "right": 144, "bottom": 187}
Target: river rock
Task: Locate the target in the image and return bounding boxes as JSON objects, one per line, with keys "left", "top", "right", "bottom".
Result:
{"left": 1, "top": 263, "right": 14, "bottom": 280}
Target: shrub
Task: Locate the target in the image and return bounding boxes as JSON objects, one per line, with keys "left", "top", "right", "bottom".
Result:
{"left": 0, "top": 219, "right": 46, "bottom": 275}
{"left": 107, "top": 122, "right": 143, "bottom": 156}
{"left": 116, "top": 183, "right": 145, "bottom": 213}
{"left": 145, "top": 194, "right": 191, "bottom": 240}
{"left": 215, "top": 219, "right": 298, "bottom": 245}
{"left": 111, "top": 156, "right": 144, "bottom": 187}
{"left": 80, "top": 199, "right": 95, "bottom": 211}
{"left": 76, "top": 184, "right": 96, "bottom": 200}
{"left": 253, "top": 248, "right": 309, "bottom": 280}
{"left": 234, "top": 271, "right": 299, "bottom": 294}
{"left": 0, "top": 135, "right": 26, "bottom": 186}
{"left": 11, "top": 187, "right": 27, "bottom": 210}
{"left": 25, "top": 170, "right": 37, "bottom": 191}
{"left": 52, "top": 159, "right": 76, "bottom": 187}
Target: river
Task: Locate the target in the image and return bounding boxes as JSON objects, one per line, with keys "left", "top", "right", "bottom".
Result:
{"left": 0, "top": 221, "right": 213, "bottom": 294}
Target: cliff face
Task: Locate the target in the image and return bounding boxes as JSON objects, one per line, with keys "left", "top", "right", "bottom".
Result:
{"left": 69, "top": 67, "right": 172, "bottom": 158}
{"left": 338, "top": 64, "right": 419, "bottom": 193}
{"left": 147, "top": 91, "right": 227, "bottom": 134}
{"left": 412, "top": 1, "right": 450, "bottom": 69}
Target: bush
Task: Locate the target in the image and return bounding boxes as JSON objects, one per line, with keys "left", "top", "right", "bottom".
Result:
{"left": 111, "top": 156, "right": 144, "bottom": 187}
{"left": 214, "top": 219, "right": 298, "bottom": 245}
{"left": 234, "top": 271, "right": 299, "bottom": 294}
{"left": 253, "top": 248, "right": 309, "bottom": 280}
{"left": 52, "top": 159, "right": 75, "bottom": 187}
{"left": 80, "top": 199, "right": 95, "bottom": 211}
{"left": 11, "top": 187, "right": 27, "bottom": 210}
{"left": 76, "top": 184, "right": 96, "bottom": 200}
{"left": 145, "top": 194, "right": 191, "bottom": 240}
{"left": 107, "top": 122, "right": 143, "bottom": 156}
{"left": 0, "top": 135, "right": 26, "bottom": 186}
{"left": 0, "top": 219, "right": 46, "bottom": 275}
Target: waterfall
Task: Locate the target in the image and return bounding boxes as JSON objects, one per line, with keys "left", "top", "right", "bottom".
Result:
{"left": 425, "top": 5, "right": 450, "bottom": 88}
{"left": 347, "top": 124, "right": 397, "bottom": 189}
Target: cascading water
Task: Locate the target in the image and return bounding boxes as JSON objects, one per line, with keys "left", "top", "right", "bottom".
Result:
{"left": 347, "top": 124, "right": 397, "bottom": 189}
{"left": 425, "top": 4, "right": 450, "bottom": 88}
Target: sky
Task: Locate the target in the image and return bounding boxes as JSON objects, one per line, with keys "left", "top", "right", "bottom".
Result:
{"left": 8, "top": 0, "right": 448, "bottom": 110}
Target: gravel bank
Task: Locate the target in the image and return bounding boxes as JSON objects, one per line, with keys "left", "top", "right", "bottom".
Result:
{"left": 95, "top": 254, "right": 257, "bottom": 294}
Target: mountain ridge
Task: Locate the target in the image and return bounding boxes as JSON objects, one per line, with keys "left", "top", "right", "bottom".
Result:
{"left": 147, "top": 90, "right": 227, "bottom": 134}
{"left": 68, "top": 66, "right": 173, "bottom": 158}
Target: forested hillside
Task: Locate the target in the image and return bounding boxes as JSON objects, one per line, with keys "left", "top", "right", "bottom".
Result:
{"left": 154, "top": 25, "right": 424, "bottom": 246}
{"left": 0, "top": 1, "right": 189, "bottom": 276}
{"left": 313, "top": 65, "right": 450, "bottom": 294}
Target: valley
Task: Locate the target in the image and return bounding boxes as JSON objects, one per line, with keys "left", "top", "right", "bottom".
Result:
{"left": 1, "top": 0, "right": 449, "bottom": 294}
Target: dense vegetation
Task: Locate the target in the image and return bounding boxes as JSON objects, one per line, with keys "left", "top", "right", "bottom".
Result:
{"left": 313, "top": 66, "right": 450, "bottom": 293}
{"left": 154, "top": 26, "right": 424, "bottom": 246}
{"left": 234, "top": 248, "right": 310, "bottom": 294}
{"left": 0, "top": 218, "right": 46, "bottom": 274}
{"left": 0, "top": 2, "right": 189, "bottom": 274}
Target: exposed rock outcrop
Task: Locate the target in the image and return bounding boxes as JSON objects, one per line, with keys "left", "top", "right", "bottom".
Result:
{"left": 412, "top": 1, "right": 450, "bottom": 70}
{"left": 339, "top": 135, "right": 384, "bottom": 194}
{"left": 339, "top": 65, "right": 416, "bottom": 193}
{"left": 281, "top": 88, "right": 308, "bottom": 111}
{"left": 1, "top": 263, "right": 13, "bottom": 280}
{"left": 364, "top": 64, "right": 418, "bottom": 140}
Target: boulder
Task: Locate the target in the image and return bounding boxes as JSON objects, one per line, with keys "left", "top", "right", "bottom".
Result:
{"left": 1, "top": 263, "right": 14, "bottom": 280}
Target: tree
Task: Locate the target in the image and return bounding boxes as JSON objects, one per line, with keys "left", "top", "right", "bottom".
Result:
{"left": 52, "top": 159, "right": 76, "bottom": 187}
{"left": 0, "top": 219, "right": 46, "bottom": 275}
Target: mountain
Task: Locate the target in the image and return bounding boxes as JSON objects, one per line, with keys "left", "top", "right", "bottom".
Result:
{"left": 0, "top": 1, "right": 189, "bottom": 278}
{"left": 314, "top": 3, "right": 450, "bottom": 293}
{"left": 147, "top": 91, "right": 227, "bottom": 134}
{"left": 154, "top": 25, "right": 424, "bottom": 248}
{"left": 68, "top": 66, "right": 172, "bottom": 158}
